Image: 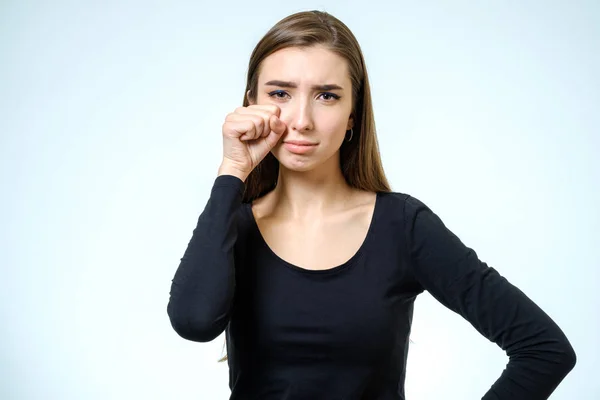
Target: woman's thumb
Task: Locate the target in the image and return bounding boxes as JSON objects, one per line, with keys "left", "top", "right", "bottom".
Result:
{"left": 269, "top": 115, "right": 286, "bottom": 135}
{"left": 263, "top": 115, "right": 286, "bottom": 149}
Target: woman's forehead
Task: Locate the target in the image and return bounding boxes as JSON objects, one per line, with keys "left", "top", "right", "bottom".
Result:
{"left": 258, "top": 46, "right": 350, "bottom": 87}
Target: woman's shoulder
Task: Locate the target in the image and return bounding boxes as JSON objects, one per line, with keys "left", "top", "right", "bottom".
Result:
{"left": 377, "top": 189, "right": 413, "bottom": 207}
{"left": 376, "top": 190, "right": 433, "bottom": 220}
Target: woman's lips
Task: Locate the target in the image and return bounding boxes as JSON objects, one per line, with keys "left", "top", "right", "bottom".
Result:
{"left": 282, "top": 141, "right": 318, "bottom": 154}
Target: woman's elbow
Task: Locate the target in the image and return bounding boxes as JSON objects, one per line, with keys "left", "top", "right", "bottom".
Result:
{"left": 558, "top": 340, "right": 577, "bottom": 375}
{"left": 543, "top": 335, "right": 578, "bottom": 382}
{"left": 167, "top": 302, "right": 228, "bottom": 342}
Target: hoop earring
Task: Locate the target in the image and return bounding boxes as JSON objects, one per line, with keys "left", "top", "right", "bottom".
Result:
{"left": 346, "top": 128, "right": 354, "bottom": 142}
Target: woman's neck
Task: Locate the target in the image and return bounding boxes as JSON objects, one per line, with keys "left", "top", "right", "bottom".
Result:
{"left": 268, "top": 159, "right": 356, "bottom": 220}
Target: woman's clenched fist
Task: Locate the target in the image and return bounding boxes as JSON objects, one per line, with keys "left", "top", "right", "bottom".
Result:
{"left": 219, "top": 104, "right": 286, "bottom": 181}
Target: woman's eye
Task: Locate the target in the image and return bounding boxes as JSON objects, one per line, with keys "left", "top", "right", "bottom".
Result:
{"left": 320, "top": 92, "right": 340, "bottom": 101}
{"left": 268, "top": 91, "right": 288, "bottom": 99}
{"left": 267, "top": 91, "right": 340, "bottom": 101}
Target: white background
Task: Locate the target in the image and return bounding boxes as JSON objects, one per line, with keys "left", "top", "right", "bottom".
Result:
{"left": 1, "top": 1, "right": 598, "bottom": 399}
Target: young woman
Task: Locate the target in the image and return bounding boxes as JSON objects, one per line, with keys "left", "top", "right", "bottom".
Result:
{"left": 167, "top": 10, "right": 576, "bottom": 399}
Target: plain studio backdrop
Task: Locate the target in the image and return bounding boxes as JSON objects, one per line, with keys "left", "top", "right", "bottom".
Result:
{"left": 1, "top": 1, "right": 598, "bottom": 399}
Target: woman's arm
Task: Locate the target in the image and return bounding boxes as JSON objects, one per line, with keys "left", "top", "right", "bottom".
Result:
{"left": 167, "top": 174, "right": 245, "bottom": 342}
{"left": 403, "top": 195, "right": 576, "bottom": 399}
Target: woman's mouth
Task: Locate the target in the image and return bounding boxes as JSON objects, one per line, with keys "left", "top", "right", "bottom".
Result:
{"left": 282, "top": 140, "right": 318, "bottom": 154}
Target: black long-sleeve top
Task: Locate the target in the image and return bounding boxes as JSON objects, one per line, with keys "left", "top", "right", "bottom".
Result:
{"left": 167, "top": 174, "right": 576, "bottom": 399}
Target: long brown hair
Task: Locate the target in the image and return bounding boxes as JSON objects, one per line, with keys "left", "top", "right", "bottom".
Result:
{"left": 219, "top": 10, "right": 391, "bottom": 362}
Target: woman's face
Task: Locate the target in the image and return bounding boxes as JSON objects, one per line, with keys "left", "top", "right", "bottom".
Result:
{"left": 250, "top": 45, "right": 354, "bottom": 172}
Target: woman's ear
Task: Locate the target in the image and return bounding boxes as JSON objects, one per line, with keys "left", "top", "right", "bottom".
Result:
{"left": 346, "top": 113, "right": 355, "bottom": 130}
{"left": 246, "top": 90, "right": 255, "bottom": 105}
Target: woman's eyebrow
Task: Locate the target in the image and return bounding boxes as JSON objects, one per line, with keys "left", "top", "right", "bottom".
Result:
{"left": 264, "top": 80, "right": 344, "bottom": 91}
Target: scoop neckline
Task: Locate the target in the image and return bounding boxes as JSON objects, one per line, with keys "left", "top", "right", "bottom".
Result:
{"left": 244, "top": 191, "right": 382, "bottom": 275}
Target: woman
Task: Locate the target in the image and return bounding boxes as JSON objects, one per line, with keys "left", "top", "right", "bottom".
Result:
{"left": 167, "top": 10, "right": 576, "bottom": 399}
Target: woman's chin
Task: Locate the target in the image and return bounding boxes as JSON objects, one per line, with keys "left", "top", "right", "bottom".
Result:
{"left": 278, "top": 158, "right": 315, "bottom": 172}
{"left": 272, "top": 151, "right": 317, "bottom": 172}
{"left": 272, "top": 146, "right": 343, "bottom": 173}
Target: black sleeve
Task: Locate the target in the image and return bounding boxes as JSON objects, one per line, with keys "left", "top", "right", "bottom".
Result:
{"left": 403, "top": 195, "right": 576, "bottom": 399}
{"left": 167, "top": 174, "right": 245, "bottom": 342}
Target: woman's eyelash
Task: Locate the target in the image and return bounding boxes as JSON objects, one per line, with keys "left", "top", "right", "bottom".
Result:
{"left": 320, "top": 92, "right": 341, "bottom": 100}
{"left": 267, "top": 90, "right": 340, "bottom": 101}
{"left": 268, "top": 90, "right": 288, "bottom": 99}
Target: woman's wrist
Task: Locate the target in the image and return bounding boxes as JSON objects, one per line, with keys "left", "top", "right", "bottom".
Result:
{"left": 217, "top": 161, "right": 249, "bottom": 182}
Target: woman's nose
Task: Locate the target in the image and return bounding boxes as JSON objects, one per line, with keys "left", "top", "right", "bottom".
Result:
{"left": 284, "top": 100, "right": 314, "bottom": 132}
